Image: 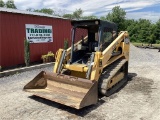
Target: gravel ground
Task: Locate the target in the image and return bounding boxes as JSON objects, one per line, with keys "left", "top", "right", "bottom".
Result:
{"left": 0, "top": 44, "right": 160, "bottom": 120}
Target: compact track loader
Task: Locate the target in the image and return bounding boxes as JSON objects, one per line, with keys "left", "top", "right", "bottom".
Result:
{"left": 24, "top": 19, "right": 130, "bottom": 109}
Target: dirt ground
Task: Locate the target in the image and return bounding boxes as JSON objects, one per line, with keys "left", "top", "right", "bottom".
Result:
{"left": 0, "top": 45, "right": 160, "bottom": 120}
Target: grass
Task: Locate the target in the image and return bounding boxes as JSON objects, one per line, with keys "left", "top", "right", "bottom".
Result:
{"left": 132, "top": 43, "right": 160, "bottom": 48}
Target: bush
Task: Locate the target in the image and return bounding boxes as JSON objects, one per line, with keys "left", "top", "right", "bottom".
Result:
{"left": 0, "top": 66, "right": 2, "bottom": 72}
{"left": 64, "top": 38, "right": 69, "bottom": 50}
{"left": 156, "top": 40, "right": 160, "bottom": 44}
{"left": 24, "top": 39, "right": 30, "bottom": 66}
{"left": 41, "top": 51, "right": 54, "bottom": 63}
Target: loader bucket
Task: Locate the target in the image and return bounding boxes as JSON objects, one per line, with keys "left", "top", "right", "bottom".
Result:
{"left": 23, "top": 71, "right": 98, "bottom": 109}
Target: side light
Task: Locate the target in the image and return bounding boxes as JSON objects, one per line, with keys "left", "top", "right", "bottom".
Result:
{"left": 95, "top": 21, "right": 99, "bottom": 25}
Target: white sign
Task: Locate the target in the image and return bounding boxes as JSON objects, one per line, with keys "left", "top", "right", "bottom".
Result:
{"left": 25, "top": 24, "right": 53, "bottom": 43}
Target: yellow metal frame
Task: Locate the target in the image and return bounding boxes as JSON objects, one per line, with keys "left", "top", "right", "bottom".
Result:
{"left": 90, "top": 31, "right": 129, "bottom": 81}
{"left": 53, "top": 31, "right": 130, "bottom": 81}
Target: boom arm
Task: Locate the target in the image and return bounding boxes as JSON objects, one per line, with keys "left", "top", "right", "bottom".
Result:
{"left": 90, "top": 31, "right": 130, "bottom": 81}
{"left": 101, "top": 31, "right": 129, "bottom": 67}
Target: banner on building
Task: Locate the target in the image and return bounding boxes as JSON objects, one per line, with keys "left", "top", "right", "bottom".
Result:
{"left": 25, "top": 24, "right": 53, "bottom": 43}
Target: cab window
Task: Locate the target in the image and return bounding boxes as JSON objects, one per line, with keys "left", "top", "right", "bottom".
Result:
{"left": 101, "top": 27, "right": 113, "bottom": 51}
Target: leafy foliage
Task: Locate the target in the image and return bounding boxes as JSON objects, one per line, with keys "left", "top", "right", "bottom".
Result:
{"left": 0, "top": 0, "right": 5, "bottom": 7}
{"left": 125, "top": 19, "right": 159, "bottom": 44}
{"left": 155, "top": 19, "right": 160, "bottom": 44}
{"left": 73, "top": 8, "right": 83, "bottom": 20}
{"left": 106, "top": 6, "right": 126, "bottom": 32}
{"left": 81, "top": 15, "right": 98, "bottom": 20}
{"left": 6, "top": 0, "right": 16, "bottom": 9}
{"left": 34, "top": 8, "right": 54, "bottom": 15}
{"left": 100, "top": 6, "right": 160, "bottom": 44}
{"left": 63, "top": 14, "right": 74, "bottom": 19}
{"left": 24, "top": 39, "right": 30, "bottom": 66}
{"left": 64, "top": 38, "right": 69, "bottom": 50}
{"left": 63, "top": 8, "right": 97, "bottom": 20}
{"left": 63, "top": 8, "right": 83, "bottom": 20}
{"left": 26, "top": 8, "right": 54, "bottom": 15}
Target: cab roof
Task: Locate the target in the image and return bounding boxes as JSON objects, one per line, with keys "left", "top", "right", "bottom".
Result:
{"left": 71, "top": 19, "right": 117, "bottom": 30}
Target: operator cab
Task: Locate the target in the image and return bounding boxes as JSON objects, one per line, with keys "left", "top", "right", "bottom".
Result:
{"left": 70, "top": 19, "right": 117, "bottom": 65}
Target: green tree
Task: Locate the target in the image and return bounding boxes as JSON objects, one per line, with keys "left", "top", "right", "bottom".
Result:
{"left": 138, "top": 19, "right": 155, "bottom": 43}
{"left": 63, "top": 9, "right": 97, "bottom": 20}
{"left": 34, "top": 8, "right": 54, "bottom": 15}
{"left": 63, "top": 13, "right": 74, "bottom": 19}
{"left": 126, "top": 18, "right": 157, "bottom": 44}
{"left": 81, "top": 15, "right": 97, "bottom": 20}
{"left": 63, "top": 8, "right": 83, "bottom": 20}
{"left": 100, "top": 16, "right": 106, "bottom": 20}
{"left": 155, "top": 19, "right": 160, "bottom": 43}
{"left": 0, "top": 0, "right": 5, "bottom": 7}
{"left": 106, "top": 6, "right": 126, "bottom": 32}
{"left": 125, "top": 19, "right": 139, "bottom": 42}
{"left": 6, "top": 0, "right": 16, "bottom": 9}
{"left": 148, "top": 24, "right": 156, "bottom": 44}
{"left": 73, "top": 8, "right": 83, "bottom": 19}
{"left": 26, "top": 8, "right": 55, "bottom": 15}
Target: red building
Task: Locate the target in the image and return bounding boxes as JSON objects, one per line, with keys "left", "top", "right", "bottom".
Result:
{"left": 0, "top": 8, "right": 73, "bottom": 67}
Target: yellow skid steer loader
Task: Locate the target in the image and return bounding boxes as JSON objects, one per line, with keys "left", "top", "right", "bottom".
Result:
{"left": 24, "top": 19, "right": 130, "bottom": 109}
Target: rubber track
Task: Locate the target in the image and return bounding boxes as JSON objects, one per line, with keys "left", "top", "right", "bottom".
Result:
{"left": 99, "top": 59, "right": 127, "bottom": 96}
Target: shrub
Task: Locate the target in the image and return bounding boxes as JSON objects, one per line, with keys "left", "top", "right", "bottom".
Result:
{"left": 64, "top": 38, "right": 69, "bottom": 50}
{"left": 41, "top": 51, "right": 54, "bottom": 63}
{"left": 0, "top": 66, "right": 2, "bottom": 72}
{"left": 24, "top": 39, "right": 30, "bottom": 66}
{"left": 156, "top": 40, "right": 160, "bottom": 44}
{"left": 47, "top": 51, "right": 54, "bottom": 57}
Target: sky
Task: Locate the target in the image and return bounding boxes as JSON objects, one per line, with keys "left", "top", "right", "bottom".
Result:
{"left": 3, "top": 0, "right": 160, "bottom": 22}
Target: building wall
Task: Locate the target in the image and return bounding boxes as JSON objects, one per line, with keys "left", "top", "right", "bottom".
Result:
{"left": 0, "top": 12, "right": 72, "bottom": 67}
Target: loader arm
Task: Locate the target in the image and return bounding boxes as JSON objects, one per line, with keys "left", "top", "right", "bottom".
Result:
{"left": 102, "top": 31, "right": 129, "bottom": 67}
{"left": 90, "top": 31, "right": 129, "bottom": 81}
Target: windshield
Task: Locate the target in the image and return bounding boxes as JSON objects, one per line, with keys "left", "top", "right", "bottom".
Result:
{"left": 70, "top": 26, "right": 100, "bottom": 63}
{"left": 73, "top": 26, "right": 100, "bottom": 45}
